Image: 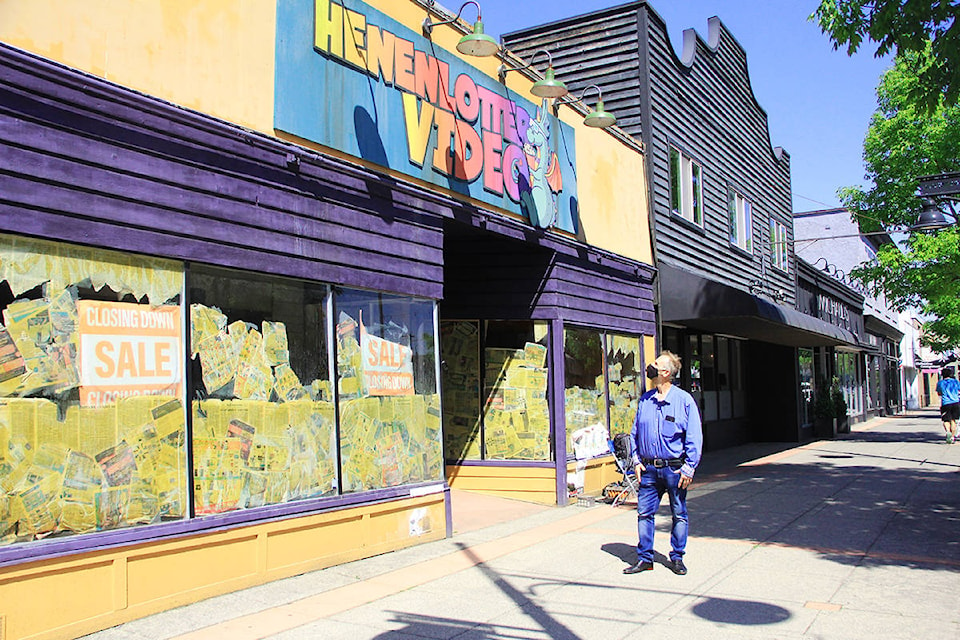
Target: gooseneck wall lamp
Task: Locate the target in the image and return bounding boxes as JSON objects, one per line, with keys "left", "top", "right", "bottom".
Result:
{"left": 556, "top": 84, "right": 616, "bottom": 128}
{"left": 422, "top": 1, "right": 500, "bottom": 57}
{"left": 498, "top": 50, "right": 569, "bottom": 99}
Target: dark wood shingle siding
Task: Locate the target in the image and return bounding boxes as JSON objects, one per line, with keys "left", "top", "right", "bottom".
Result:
{"left": 0, "top": 44, "right": 446, "bottom": 299}
{"left": 504, "top": 2, "right": 795, "bottom": 304}
{"left": 503, "top": 5, "right": 645, "bottom": 139}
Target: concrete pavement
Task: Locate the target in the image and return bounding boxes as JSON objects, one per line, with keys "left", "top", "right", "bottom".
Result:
{"left": 83, "top": 410, "right": 960, "bottom": 639}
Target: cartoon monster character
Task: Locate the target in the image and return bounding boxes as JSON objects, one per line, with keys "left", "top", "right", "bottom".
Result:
{"left": 522, "top": 99, "right": 564, "bottom": 228}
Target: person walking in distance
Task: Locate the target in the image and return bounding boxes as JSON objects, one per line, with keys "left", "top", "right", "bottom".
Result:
{"left": 936, "top": 366, "right": 960, "bottom": 443}
{"left": 624, "top": 351, "right": 703, "bottom": 576}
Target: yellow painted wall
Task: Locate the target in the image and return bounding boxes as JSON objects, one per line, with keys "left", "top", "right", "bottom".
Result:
{"left": 569, "top": 121, "right": 652, "bottom": 264}
{"left": 0, "top": 494, "right": 445, "bottom": 640}
{"left": 0, "top": 0, "right": 653, "bottom": 267}
{"left": 446, "top": 465, "right": 557, "bottom": 505}
{"left": 567, "top": 455, "right": 621, "bottom": 496}
{"left": 0, "top": 0, "right": 276, "bottom": 133}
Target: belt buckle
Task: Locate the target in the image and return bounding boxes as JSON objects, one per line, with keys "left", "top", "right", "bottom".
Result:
{"left": 653, "top": 458, "right": 666, "bottom": 468}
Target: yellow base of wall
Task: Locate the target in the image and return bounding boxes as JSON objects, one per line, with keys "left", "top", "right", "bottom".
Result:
{"left": 445, "top": 465, "right": 557, "bottom": 505}
{"left": 0, "top": 494, "right": 446, "bottom": 640}
{"left": 567, "top": 455, "right": 621, "bottom": 496}
{"left": 444, "top": 456, "right": 621, "bottom": 506}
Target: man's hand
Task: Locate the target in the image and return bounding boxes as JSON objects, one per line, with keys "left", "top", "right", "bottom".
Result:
{"left": 678, "top": 474, "right": 693, "bottom": 490}
{"left": 632, "top": 455, "right": 645, "bottom": 472}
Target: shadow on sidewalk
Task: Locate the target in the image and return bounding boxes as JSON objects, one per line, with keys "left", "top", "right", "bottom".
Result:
{"left": 683, "top": 417, "right": 960, "bottom": 572}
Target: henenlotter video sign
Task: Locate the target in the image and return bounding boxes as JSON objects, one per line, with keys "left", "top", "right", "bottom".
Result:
{"left": 275, "top": 0, "right": 580, "bottom": 232}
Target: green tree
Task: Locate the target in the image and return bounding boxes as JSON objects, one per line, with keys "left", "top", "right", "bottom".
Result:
{"left": 813, "top": 0, "right": 960, "bottom": 112}
{"left": 841, "top": 52, "right": 960, "bottom": 350}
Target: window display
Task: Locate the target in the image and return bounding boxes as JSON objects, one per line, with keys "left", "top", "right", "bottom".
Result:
{"left": 189, "top": 267, "right": 334, "bottom": 514}
{"left": 0, "top": 234, "right": 186, "bottom": 545}
{"left": 481, "top": 321, "right": 550, "bottom": 461}
{"left": 440, "top": 320, "right": 481, "bottom": 461}
{"left": 606, "top": 334, "right": 641, "bottom": 438}
{"left": 335, "top": 289, "right": 442, "bottom": 492}
{"left": 563, "top": 328, "right": 605, "bottom": 457}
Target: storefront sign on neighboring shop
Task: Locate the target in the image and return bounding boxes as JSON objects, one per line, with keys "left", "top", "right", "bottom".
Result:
{"left": 817, "top": 294, "right": 851, "bottom": 330}
{"left": 275, "top": 0, "right": 579, "bottom": 232}
{"left": 78, "top": 300, "right": 183, "bottom": 406}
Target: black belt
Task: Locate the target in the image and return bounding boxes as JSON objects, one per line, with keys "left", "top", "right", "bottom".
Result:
{"left": 641, "top": 457, "right": 685, "bottom": 469}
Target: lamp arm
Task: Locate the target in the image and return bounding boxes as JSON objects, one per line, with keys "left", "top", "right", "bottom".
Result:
{"left": 423, "top": 1, "right": 481, "bottom": 34}
{"left": 498, "top": 49, "right": 553, "bottom": 79}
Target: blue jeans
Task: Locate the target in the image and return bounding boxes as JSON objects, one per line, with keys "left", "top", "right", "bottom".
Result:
{"left": 636, "top": 465, "right": 688, "bottom": 563}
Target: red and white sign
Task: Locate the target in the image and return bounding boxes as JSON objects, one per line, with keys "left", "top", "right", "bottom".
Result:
{"left": 78, "top": 300, "right": 182, "bottom": 407}
{"left": 360, "top": 320, "right": 414, "bottom": 396}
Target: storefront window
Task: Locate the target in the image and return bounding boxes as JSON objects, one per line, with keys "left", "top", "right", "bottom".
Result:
{"left": 564, "top": 328, "right": 605, "bottom": 457}
{"left": 440, "top": 320, "right": 481, "bottom": 460}
{"left": 868, "top": 355, "right": 881, "bottom": 410}
{"left": 701, "top": 335, "right": 717, "bottom": 421}
{"left": 606, "top": 334, "right": 642, "bottom": 438}
{"left": 189, "top": 267, "right": 334, "bottom": 514}
{"left": 688, "top": 335, "right": 702, "bottom": 410}
{"left": 0, "top": 234, "right": 186, "bottom": 545}
{"left": 481, "top": 321, "right": 550, "bottom": 461}
{"left": 717, "top": 336, "right": 732, "bottom": 420}
{"left": 440, "top": 320, "right": 550, "bottom": 462}
{"left": 730, "top": 339, "right": 745, "bottom": 418}
{"left": 836, "top": 351, "right": 860, "bottom": 416}
{"left": 799, "top": 348, "right": 814, "bottom": 426}
{"left": 335, "top": 289, "right": 441, "bottom": 492}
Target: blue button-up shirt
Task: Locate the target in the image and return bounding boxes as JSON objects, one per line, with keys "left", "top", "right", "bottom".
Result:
{"left": 630, "top": 385, "right": 703, "bottom": 478}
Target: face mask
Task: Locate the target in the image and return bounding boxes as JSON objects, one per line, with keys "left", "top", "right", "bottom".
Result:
{"left": 645, "top": 364, "right": 660, "bottom": 380}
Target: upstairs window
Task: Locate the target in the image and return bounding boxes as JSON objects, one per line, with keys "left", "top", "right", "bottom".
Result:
{"left": 669, "top": 146, "right": 703, "bottom": 226}
{"left": 728, "top": 189, "right": 753, "bottom": 252}
{"left": 769, "top": 218, "right": 788, "bottom": 271}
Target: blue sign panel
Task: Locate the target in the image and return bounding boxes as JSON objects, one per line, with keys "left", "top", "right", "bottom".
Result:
{"left": 275, "top": 0, "right": 579, "bottom": 232}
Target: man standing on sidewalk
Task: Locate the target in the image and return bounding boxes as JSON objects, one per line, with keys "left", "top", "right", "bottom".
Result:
{"left": 936, "top": 366, "right": 959, "bottom": 443}
{"left": 624, "top": 351, "right": 702, "bottom": 576}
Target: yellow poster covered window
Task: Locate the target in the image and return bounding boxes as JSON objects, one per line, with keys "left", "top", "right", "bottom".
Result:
{"left": 0, "top": 234, "right": 186, "bottom": 546}
{"left": 188, "top": 266, "right": 335, "bottom": 514}
{"left": 335, "top": 289, "right": 442, "bottom": 493}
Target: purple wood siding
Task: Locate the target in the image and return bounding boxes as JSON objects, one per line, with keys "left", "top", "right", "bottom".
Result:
{"left": 442, "top": 221, "right": 655, "bottom": 334}
{"left": 0, "top": 44, "right": 445, "bottom": 298}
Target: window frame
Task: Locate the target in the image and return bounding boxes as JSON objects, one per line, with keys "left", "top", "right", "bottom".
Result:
{"left": 769, "top": 217, "right": 789, "bottom": 272}
{"left": 669, "top": 145, "right": 704, "bottom": 226}
{"left": 728, "top": 188, "right": 753, "bottom": 253}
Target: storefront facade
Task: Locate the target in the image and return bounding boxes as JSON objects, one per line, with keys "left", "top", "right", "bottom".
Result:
{"left": 503, "top": 3, "right": 860, "bottom": 448}
{"left": 0, "top": 1, "right": 655, "bottom": 637}
{"left": 797, "top": 259, "right": 867, "bottom": 437}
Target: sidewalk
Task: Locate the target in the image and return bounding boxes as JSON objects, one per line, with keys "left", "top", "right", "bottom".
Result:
{"left": 84, "top": 410, "right": 960, "bottom": 640}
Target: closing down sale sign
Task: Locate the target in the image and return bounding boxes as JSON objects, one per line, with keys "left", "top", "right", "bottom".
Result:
{"left": 78, "top": 300, "right": 182, "bottom": 407}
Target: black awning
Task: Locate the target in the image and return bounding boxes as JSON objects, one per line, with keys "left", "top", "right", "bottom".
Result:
{"left": 660, "top": 264, "right": 861, "bottom": 348}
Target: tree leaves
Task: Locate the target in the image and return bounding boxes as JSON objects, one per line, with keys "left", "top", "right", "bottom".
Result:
{"left": 813, "top": 0, "right": 960, "bottom": 112}
{"left": 840, "top": 51, "right": 960, "bottom": 349}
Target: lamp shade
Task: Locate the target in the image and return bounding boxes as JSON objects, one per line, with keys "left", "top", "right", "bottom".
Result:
{"left": 531, "top": 67, "right": 568, "bottom": 98}
{"left": 457, "top": 20, "right": 499, "bottom": 57}
{"left": 583, "top": 100, "right": 616, "bottom": 128}
{"left": 912, "top": 197, "right": 955, "bottom": 231}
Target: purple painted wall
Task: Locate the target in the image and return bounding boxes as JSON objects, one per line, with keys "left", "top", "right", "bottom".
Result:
{"left": 0, "top": 44, "right": 446, "bottom": 299}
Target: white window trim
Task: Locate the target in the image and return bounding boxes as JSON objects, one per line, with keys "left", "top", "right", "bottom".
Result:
{"left": 670, "top": 146, "right": 703, "bottom": 226}
{"left": 728, "top": 189, "right": 752, "bottom": 252}
{"left": 769, "top": 218, "right": 788, "bottom": 272}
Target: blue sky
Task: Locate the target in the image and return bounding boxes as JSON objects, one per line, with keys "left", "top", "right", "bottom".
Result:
{"left": 476, "top": 0, "right": 893, "bottom": 212}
